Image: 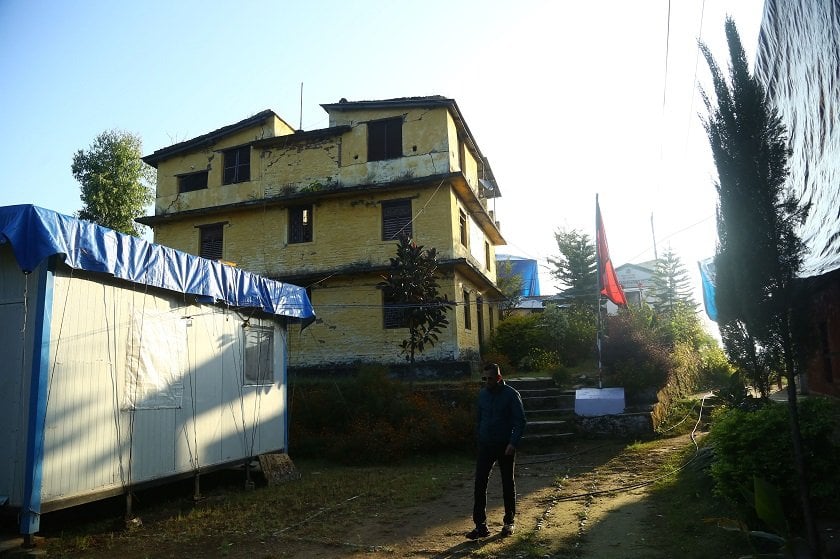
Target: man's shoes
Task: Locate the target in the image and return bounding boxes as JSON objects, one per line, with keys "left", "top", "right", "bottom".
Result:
{"left": 465, "top": 525, "right": 490, "bottom": 539}
{"left": 501, "top": 523, "right": 515, "bottom": 537}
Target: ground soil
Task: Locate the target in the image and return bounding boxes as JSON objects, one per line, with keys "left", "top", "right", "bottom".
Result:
{"left": 1, "top": 434, "right": 697, "bottom": 558}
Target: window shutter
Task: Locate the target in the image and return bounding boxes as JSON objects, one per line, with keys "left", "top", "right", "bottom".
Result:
{"left": 199, "top": 224, "right": 224, "bottom": 260}
{"left": 382, "top": 199, "right": 412, "bottom": 240}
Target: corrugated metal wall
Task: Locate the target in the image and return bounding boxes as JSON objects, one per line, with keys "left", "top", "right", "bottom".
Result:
{"left": 31, "top": 266, "right": 285, "bottom": 506}
{"left": 0, "top": 246, "right": 41, "bottom": 506}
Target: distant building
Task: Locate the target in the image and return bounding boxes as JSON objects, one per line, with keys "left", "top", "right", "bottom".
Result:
{"left": 139, "top": 97, "right": 505, "bottom": 376}
{"left": 614, "top": 261, "right": 657, "bottom": 308}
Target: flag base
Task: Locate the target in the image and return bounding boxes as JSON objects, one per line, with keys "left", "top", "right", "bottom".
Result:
{"left": 574, "top": 387, "right": 625, "bottom": 416}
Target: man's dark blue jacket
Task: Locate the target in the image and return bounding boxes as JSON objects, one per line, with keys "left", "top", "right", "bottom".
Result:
{"left": 477, "top": 381, "right": 527, "bottom": 447}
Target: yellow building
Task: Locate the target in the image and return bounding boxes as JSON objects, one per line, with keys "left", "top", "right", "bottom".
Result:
{"left": 140, "top": 96, "right": 505, "bottom": 375}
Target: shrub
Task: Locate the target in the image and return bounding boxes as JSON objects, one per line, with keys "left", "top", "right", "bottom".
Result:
{"left": 601, "top": 312, "right": 670, "bottom": 402}
{"left": 709, "top": 398, "right": 840, "bottom": 526}
{"left": 289, "top": 366, "right": 476, "bottom": 464}
{"left": 488, "top": 314, "right": 546, "bottom": 366}
{"left": 518, "top": 347, "right": 560, "bottom": 372}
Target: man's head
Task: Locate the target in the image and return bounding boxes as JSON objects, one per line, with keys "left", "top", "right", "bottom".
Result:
{"left": 482, "top": 363, "right": 502, "bottom": 389}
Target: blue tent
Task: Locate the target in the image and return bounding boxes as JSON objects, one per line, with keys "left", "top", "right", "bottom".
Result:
{"left": 497, "top": 254, "right": 540, "bottom": 297}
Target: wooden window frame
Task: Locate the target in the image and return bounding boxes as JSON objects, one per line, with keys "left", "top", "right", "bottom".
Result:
{"left": 222, "top": 146, "right": 251, "bottom": 184}
{"left": 382, "top": 199, "right": 412, "bottom": 241}
{"left": 383, "top": 291, "right": 409, "bottom": 329}
{"left": 178, "top": 170, "right": 209, "bottom": 193}
{"left": 198, "top": 222, "right": 225, "bottom": 261}
{"left": 289, "top": 204, "right": 313, "bottom": 244}
{"left": 367, "top": 118, "right": 403, "bottom": 161}
{"left": 463, "top": 290, "right": 472, "bottom": 330}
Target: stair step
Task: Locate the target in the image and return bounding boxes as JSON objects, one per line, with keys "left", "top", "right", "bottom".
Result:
{"left": 523, "top": 432, "right": 576, "bottom": 442}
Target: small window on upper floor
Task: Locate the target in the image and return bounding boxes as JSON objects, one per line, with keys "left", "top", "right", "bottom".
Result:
{"left": 178, "top": 171, "right": 208, "bottom": 193}
{"left": 382, "top": 199, "right": 412, "bottom": 241}
{"left": 459, "top": 209, "right": 468, "bottom": 247}
{"left": 289, "top": 205, "right": 313, "bottom": 244}
{"left": 223, "top": 146, "right": 251, "bottom": 184}
{"left": 198, "top": 223, "right": 224, "bottom": 260}
{"left": 485, "top": 241, "right": 491, "bottom": 270}
{"left": 367, "top": 118, "right": 403, "bottom": 161}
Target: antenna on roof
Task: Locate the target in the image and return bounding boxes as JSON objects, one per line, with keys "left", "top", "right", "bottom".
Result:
{"left": 298, "top": 82, "right": 304, "bottom": 132}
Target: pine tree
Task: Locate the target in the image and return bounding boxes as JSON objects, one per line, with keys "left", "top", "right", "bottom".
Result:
{"left": 701, "top": 17, "right": 817, "bottom": 555}
{"left": 548, "top": 229, "right": 596, "bottom": 304}
{"left": 650, "top": 248, "right": 696, "bottom": 316}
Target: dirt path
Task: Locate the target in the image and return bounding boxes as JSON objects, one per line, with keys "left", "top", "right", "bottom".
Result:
{"left": 266, "top": 435, "right": 692, "bottom": 558}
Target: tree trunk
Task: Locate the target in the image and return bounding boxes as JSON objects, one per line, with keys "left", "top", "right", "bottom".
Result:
{"left": 782, "top": 328, "right": 821, "bottom": 558}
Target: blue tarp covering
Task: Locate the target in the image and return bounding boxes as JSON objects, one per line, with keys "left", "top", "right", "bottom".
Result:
{"left": 497, "top": 254, "right": 541, "bottom": 297}
{"left": 698, "top": 257, "right": 717, "bottom": 322}
{"left": 0, "top": 205, "right": 315, "bottom": 321}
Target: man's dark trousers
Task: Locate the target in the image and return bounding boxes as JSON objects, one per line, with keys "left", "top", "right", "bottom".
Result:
{"left": 472, "top": 442, "right": 516, "bottom": 527}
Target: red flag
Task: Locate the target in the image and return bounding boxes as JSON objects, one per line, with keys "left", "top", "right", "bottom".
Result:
{"left": 596, "top": 197, "right": 627, "bottom": 306}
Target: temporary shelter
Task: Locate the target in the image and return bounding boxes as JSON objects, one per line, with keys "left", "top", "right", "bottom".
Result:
{"left": 0, "top": 205, "right": 315, "bottom": 539}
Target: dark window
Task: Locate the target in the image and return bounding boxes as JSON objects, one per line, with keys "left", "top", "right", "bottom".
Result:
{"left": 463, "top": 290, "right": 472, "bottom": 330}
{"left": 367, "top": 118, "right": 403, "bottom": 161}
{"left": 223, "top": 146, "right": 251, "bottom": 184}
{"left": 199, "top": 223, "right": 224, "bottom": 260}
{"left": 383, "top": 291, "right": 409, "bottom": 329}
{"left": 178, "top": 171, "right": 208, "bottom": 193}
{"left": 459, "top": 209, "right": 468, "bottom": 246}
{"left": 244, "top": 325, "right": 274, "bottom": 385}
{"left": 485, "top": 241, "right": 491, "bottom": 270}
{"left": 382, "top": 199, "right": 412, "bottom": 240}
{"left": 289, "top": 205, "right": 313, "bottom": 244}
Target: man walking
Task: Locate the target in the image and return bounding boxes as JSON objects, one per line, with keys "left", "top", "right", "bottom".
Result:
{"left": 466, "top": 362, "right": 527, "bottom": 539}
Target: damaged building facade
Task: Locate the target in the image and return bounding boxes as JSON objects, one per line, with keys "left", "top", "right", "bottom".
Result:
{"left": 140, "top": 96, "right": 505, "bottom": 376}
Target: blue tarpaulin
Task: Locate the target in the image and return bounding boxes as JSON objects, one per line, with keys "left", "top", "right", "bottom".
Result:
{"left": 698, "top": 257, "right": 717, "bottom": 322}
{"left": 0, "top": 205, "right": 315, "bottom": 321}
{"left": 497, "top": 254, "right": 541, "bottom": 297}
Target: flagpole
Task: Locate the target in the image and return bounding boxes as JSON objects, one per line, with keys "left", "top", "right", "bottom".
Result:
{"left": 595, "top": 194, "right": 603, "bottom": 389}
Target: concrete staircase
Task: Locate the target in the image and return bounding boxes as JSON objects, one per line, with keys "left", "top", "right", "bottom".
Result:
{"left": 506, "top": 377, "right": 577, "bottom": 445}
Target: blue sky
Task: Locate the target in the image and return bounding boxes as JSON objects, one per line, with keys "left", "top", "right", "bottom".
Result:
{"left": 0, "top": 0, "right": 764, "bottom": 306}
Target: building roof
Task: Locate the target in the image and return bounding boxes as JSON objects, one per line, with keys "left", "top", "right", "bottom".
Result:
{"left": 142, "top": 109, "right": 292, "bottom": 167}
{"left": 0, "top": 205, "right": 315, "bottom": 322}
{"left": 321, "top": 96, "right": 501, "bottom": 197}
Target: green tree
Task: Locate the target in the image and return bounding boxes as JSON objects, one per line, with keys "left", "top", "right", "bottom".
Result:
{"left": 548, "top": 229, "right": 596, "bottom": 304}
{"left": 650, "top": 248, "right": 697, "bottom": 316}
{"left": 701, "top": 18, "right": 817, "bottom": 555}
{"left": 496, "top": 259, "right": 524, "bottom": 319}
{"left": 72, "top": 130, "right": 155, "bottom": 236}
{"left": 378, "top": 235, "right": 454, "bottom": 377}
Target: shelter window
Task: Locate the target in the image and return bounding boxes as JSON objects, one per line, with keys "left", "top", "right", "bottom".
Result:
{"left": 459, "top": 209, "right": 468, "bottom": 247}
{"left": 244, "top": 325, "right": 274, "bottom": 385}
{"left": 367, "top": 118, "right": 403, "bottom": 161}
{"left": 463, "top": 290, "right": 472, "bottom": 330}
{"left": 382, "top": 199, "right": 412, "bottom": 240}
{"left": 198, "top": 223, "right": 224, "bottom": 260}
{"left": 383, "top": 291, "right": 409, "bottom": 329}
{"left": 289, "top": 205, "right": 313, "bottom": 244}
{"left": 178, "top": 171, "right": 208, "bottom": 193}
{"left": 485, "top": 241, "right": 491, "bottom": 270}
{"left": 223, "top": 146, "right": 251, "bottom": 184}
